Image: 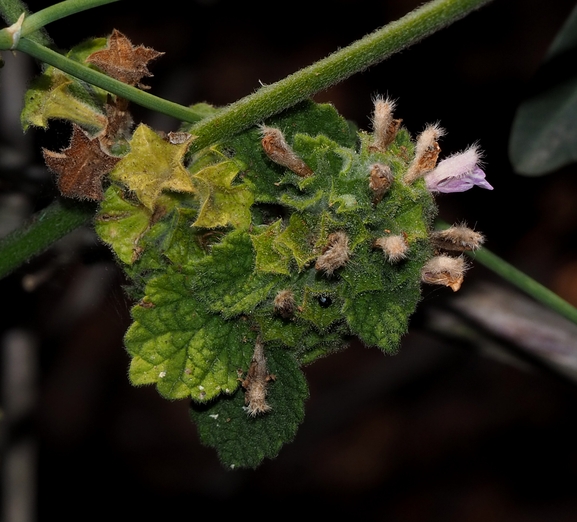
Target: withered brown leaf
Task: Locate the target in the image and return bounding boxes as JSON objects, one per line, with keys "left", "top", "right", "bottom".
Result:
{"left": 86, "top": 29, "right": 164, "bottom": 89}
{"left": 43, "top": 124, "right": 120, "bottom": 201}
{"left": 99, "top": 95, "right": 133, "bottom": 152}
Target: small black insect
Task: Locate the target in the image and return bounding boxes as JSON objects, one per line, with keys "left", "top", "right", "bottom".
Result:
{"left": 317, "top": 295, "right": 332, "bottom": 308}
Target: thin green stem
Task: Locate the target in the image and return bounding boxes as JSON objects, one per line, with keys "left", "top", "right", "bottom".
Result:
{"left": 15, "top": 38, "right": 206, "bottom": 124}
{"left": 0, "top": 0, "right": 50, "bottom": 45}
{"left": 0, "top": 0, "right": 120, "bottom": 49}
{"left": 22, "top": 0, "right": 120, "bottom": 36}
{"left": 469, "top": 247, "right": 577, "bottom": 325}
{"left": 0, "top": 200, "right": 94, "bottom": 279}
{"left": 435, "top": 220, "right": 577, "bottom": 325}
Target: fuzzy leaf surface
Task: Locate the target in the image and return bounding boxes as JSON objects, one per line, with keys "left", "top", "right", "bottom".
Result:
{"left": 191, "top": 160, "right": 253, "bottom": 230}
{"left": 344, "top": 286, "right": 420, "bottom": 353}
{"left": 189, "top": 230, "right": 277, "bottom": 317}
{"left": 110, "top": 124, "right": 194, "bottom": 210}
{"left": 228, "top": 101, "right": 357, "bottom": 203}
{"left": 86, "top": 29, "right": 164, "bottom": 88}
{"left": 21, "top": 38, "right": 109, "bottom": 132}
{"left": 43, "top": 124, "right": 120, "bottom": 201}
{"left": 190, "top": 348, "right": 308, "bottom": 468}
{"left": 250, "top": 220, "right": 292, "bottom": 275}
{"left": 126, "top": 271, "right": 254, "bottom": 401}
{"left": 94, "top": 184, "right": 152, "bottom": 264}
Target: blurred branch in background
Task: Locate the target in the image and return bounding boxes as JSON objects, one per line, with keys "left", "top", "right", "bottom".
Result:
{"left": 430, "top": 282, "right": 577, "bottom": 382}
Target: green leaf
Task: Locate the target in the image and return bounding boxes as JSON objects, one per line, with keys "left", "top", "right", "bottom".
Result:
{"left": 126, "top": 271, "right": 254, "bottom": 401}
{"left": 191, "top": 159, "right": 253, "bottom": 230}
{"left": 344, "top": 287, "right": 420, "bottom": 353}
{"left": 190, "top": 347, "right": 308, "bottom": 468}
{"left": 338, "top": 243, "right": 385, "bottom": 295}
{"left": 110, "top": 124, "right": 195, "bottom": 210}
{"left": 95, "top": 186, "right": 203, "bottom": 279}
{"left": 275, "top": 213, "right": 318, "bottom": 271}
{"left": 297, "top": 288, "right": 343, "bottom": 330}
{"left": 162, "top": 206, "right": 205, "bottom": 269}
{"left": 250, "top": 220, "right": 292, "bottom": 275}
{"left": 509, "top": 4, "right": 577, "bottom": 175}
{"left": 94, "top": 185, "right": 152, "bottom": 265}
{"left": 21, "top": 72, "right": 107, "bottom": 131}
{"left": 189, "top": 230, "right": 277, "bottom": 317}
{"left": 21, "top": 38, "right": 109, "bottom": 132}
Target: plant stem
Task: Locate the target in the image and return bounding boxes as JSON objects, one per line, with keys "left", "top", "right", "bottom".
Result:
{"left": 469, "top": 247, "right": 577, "bottom": 325}
{"left": 7, "top": 0, "right": 493, "bottom": 132}
{"left": 15, "top": 38, "right": 207, "bottom": 124}
{"left": 185, "top": 0, "right": 494, "bottom": 152}
{"left": 0, "top": 0, "right": 120, "bottom": 48}
{"left": 435, "top": 220, "right": 577, "bottom": 325}
{"left": 22, "top": 0, "right": 120, "bottom": 36}
{"left": 0, "top": 200, "right": 94, "bottom": 279}
{"left": 0, "top": 0, "right": 50, "bottom": 45}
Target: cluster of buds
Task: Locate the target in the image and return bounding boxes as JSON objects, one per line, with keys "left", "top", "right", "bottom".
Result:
{"left": 260, "top": 96, "right": 491, "bottom": 299}
{"left": 242, "top": 98, "right": 492, "bottom": 416}
{"left": 369, "top": 96, "right": 490, "bottom": 292}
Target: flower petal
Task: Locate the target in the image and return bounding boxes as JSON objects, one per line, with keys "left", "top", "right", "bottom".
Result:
{"left": 424, "top": 146, "right": 493, "bottom": 193}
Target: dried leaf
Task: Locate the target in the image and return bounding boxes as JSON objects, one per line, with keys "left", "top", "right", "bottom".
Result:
{"left": 86, "top": 29, "right": 164, "bottom": 89}
{"left": 43, "top": 124, "right": 120, "bottom": 200}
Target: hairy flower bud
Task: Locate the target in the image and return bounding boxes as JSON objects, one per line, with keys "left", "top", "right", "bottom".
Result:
{"left": 374, "top": 234, "right": 408, "bottom": 263}
{"left": 369, "top": 96, "right": 401, "bottom": 152}
{"left": 274, "top": 289, "right": 296, "bottom": 318}
{"left": 242, "top": 338, "right": 274, "bottom": 417}
{"left": 405, "top": 124, "right": 444, "bottom": 184}
{"left": 260, "top": 126, "right": 313, "bottom": 177}
{"left": 369, "top": 163, "right": 393, "bottom": 204}
{"left": 430, "top": 225, "right": 485, "bottom": 252}
{"left": 421, "top": 255, "right": 468, "bottom": 291}
{"left": 315, "top": 231, "right": 350, "bottom": 275}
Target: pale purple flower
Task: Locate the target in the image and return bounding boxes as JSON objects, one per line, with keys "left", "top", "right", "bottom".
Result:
{"left": 424, "top": 146, "right": 493, "bottom": 193}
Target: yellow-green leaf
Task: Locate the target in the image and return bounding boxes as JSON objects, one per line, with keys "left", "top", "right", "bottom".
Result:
{"left": 21, "top": 72, "right": 107, "bottom": 131}
{"left": 109, "top": 124, "right": 195, "bottom": 210}
{"left": 191, "top": 160, "right": 253, "bottom": 230}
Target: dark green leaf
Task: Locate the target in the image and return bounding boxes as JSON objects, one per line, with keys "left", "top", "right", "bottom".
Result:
{"left": 509, "top": 4, "right": 577, "bottom": 175}
{"left": 190, "top": 348, "right": 308, "bottom": 468}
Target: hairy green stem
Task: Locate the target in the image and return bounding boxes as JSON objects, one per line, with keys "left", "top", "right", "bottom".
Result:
{"left": 6, "top": 0, "right": 493, "bottom": 131}
{"left": 185, "top": 0, "right": 494, "bottom": 152}
{"left": 0, "top": 0, "right": 26, "bottom": 23}
{"left": 0, "top": 200, "right": 94, "bottom": 279}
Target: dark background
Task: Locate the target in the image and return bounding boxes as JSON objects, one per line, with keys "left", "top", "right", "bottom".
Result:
{"left": 3, "top": 0, "right": 577, "bottom": 519}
